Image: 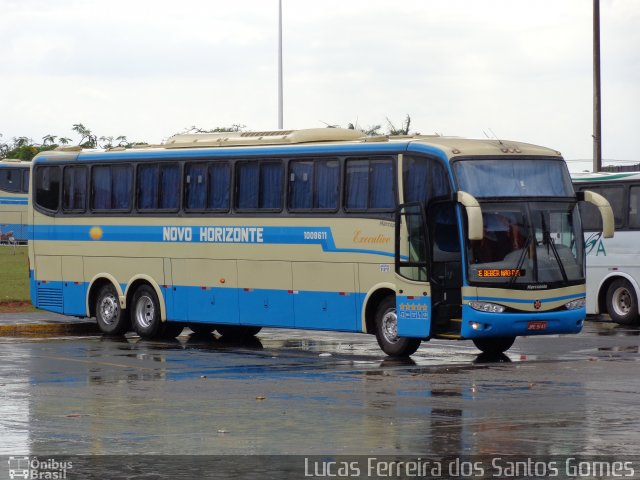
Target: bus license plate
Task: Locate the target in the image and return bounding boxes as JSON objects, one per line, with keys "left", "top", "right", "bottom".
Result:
{"left": 527, "top": 321, "right": 547, "bottom": 331}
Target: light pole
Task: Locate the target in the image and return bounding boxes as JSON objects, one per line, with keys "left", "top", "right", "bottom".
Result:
{"left": 278, "top": 0, "right": 283, "bottom": 129}
{"left": 593, "top": 0, "right": 602, "bottom": 172}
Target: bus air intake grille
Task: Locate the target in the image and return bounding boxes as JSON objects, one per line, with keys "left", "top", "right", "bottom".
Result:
{"left": 37, "top": 287, "right": 64, "bottom": 309}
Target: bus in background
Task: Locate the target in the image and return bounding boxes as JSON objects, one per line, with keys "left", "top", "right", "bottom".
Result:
{"left": 28, "top": 129, "right": 613, "bottom": 357}
{"left": 0, "top": 159, "right": 30, "bottom": 244}
{"left": 573, "top": 171, "right": 639, "bottom": 324}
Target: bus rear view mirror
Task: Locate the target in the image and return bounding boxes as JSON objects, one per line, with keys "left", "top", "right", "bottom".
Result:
{"left": 582, "top": 190, "right": 615, "bottom": 238}
{"left": 457, "top": 191, "right": 483, "bottom": 241}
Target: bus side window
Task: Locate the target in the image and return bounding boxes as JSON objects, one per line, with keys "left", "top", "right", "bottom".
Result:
{"left": 92, "top": 165, "right": 132, "bottom": 211}
{"left": 138, "top": 163, "right": 179, "bottom": 211}
{"left": 288, "top": 159, "right": 339, "bottom": 211}
{"left": 402, "top": 155, "right": 451, "bottom": 205}
{"left": 35, "top": 166, "right": 61, "bottom": 212}
{"left": 0, "top": 168, "right": 21, "bottom": 193}
{"left": 237, "top": 161, "right": 283, "bottom": 211}
{"left": 629, "top": 186, "right": 640, "bottom": 228}
{"left": 579, "top": 186, "right": 625, "bottom": 230}
{"left": 62, "top": 166, "right": 87, "bottom": 212}
{"left": 345, "top": 157, "right": 395, "bottom": 211}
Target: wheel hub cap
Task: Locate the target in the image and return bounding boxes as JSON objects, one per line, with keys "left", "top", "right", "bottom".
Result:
{"left": 100, "top": 296, "right": 118, "bottom": 325}
{"left": 382, "top": 310, "right": 399, "bottom": 344}
{"left": 135, "top": 295, "right": 155, "bottom": 329}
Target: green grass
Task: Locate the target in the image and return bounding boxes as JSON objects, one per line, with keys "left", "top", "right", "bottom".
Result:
{"left": 0, "top": 245, "right": 31, "bottom": 303}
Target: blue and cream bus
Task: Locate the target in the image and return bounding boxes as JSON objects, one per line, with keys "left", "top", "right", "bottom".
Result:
{"left": 0, "top": 159, "right": 30, "bottom": 244}
{"left": 28, "top": 129, "right": 613, "bottom": 356}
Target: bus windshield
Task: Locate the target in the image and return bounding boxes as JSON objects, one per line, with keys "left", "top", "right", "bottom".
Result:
{"left": 467, "top": 201, "right": 584, "bottom": 287}
{"left": 454, "top": 158, "right": 574, "bottom": 197}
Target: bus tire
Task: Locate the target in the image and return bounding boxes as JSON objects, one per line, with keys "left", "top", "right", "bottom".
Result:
{"left": 472, "top": 337, "right": 515, "bottom": 355}
{"left": 95, "top": 284, "right": 129, "bottom": 335}
{"left": 215, "top": 325, "right": 262, "bottom": 340}
{"left": 131, "top": 284, "right": 164, "bottom": 339}
{"left": 374, "top": 296, "right": 421, "bottom": 357}
{"left": 606, "top": 279, "right": 639, "bottom": 325}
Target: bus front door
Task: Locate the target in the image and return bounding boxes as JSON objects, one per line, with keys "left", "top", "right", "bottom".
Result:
{"left": 395, "top": 203, "right": 431, "bottom": 338}
{"left": 428, "top": 201, "right": 463, "bottom": 336}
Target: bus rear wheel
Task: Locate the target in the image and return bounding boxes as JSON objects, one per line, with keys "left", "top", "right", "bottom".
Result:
{"left": 95, "top": 284, "right": 129, "bottom": 335}
{"left": 131, "top": 285, "right": 180, "bottom": 339}
{"left": 472, "top": 337, "right": 515, "bottom": 355}
{"left": 606, "top": 279, "right": 639, "bottom": 325}
{"left": 374, "top": 296, "right": 421, "bottom": 357}
{"left": 215, "top": 325, "right": 262, "bottom": 340}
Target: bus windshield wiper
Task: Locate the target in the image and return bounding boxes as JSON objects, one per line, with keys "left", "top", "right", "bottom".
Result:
{"left": 509, "top": 233, "right": 533, "bottom": 286}
{"left": 541, "top": 212, "right": 568, "bottom": 283}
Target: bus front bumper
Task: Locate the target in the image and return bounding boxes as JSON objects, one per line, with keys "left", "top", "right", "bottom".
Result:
{"left": 460, "top": 305, "right": 585, "bottom": 338}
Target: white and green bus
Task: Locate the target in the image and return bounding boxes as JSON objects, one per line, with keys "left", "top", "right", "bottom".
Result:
{"left": 573, "top": 171, "right": 640, "bottom": 324}
{"left": 28, "top": 129, "right": 613, "bottom": 356}
{"left": 0, "top": 159, "right": 30, "bottom": 244}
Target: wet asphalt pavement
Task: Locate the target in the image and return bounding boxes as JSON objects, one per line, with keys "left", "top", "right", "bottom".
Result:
{"left": 0, "top": 317, "right": 638, "bottom": 463}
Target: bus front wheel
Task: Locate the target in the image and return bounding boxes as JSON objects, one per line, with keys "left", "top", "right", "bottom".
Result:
{"left": 95, "top": 284, "right": 129, "bottom": 335}
{"left": 374, "top": 297, "right": 421, "bottom": 357}
{"left": 472, "top": 337, "right": 515, "bottom": 355}
{"left": 606, "top": 279, "right": 639, "bottom": 325}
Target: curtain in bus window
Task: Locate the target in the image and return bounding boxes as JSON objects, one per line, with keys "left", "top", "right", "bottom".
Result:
{"left": 237, "top": 163, "right": 259, "bottom": 209}
{"left": 403, "top": 157, "right": 429, "bottom": 204}
{"left": 138, "top": 165, "right": 158, "bottom": 209}
{"left": 22, "top": 170, "right": 30, "bottom": 193}
{"left": 260, "top": 162, "right": 283, "bottom": 209}
{"left": 208, "top": 163, "right": 230, "bottom": 210}
{"left": 185, "top": 163, "right": 207, "bottom": 209}
{"left": 63, "top": 166, "right": 86, "bottom": 210}
{"left": 346, "top": 160, "right": 369, "bottom": 210}
{"left": 159, "top": 164, "right": 179, "bottom": 209}
{"left": 315, "top": 160, "right": 339, "bottom": 209}
{"left": 432, "top": 163, "right": 450, "bottom": 198}
{"left": 370, "top": 159, "right": 394, "bottom": 209}
{"left": 93, "top": 166, "right": 112, "bottom": 209}
{"left": 289, "top": 161, "right": 313, "bottom": 209}
{"left": 112, "top": 166, "right": 132, "bottom": 209}
{"left": 629, "top": 186, "right": 640, "bottom": 228}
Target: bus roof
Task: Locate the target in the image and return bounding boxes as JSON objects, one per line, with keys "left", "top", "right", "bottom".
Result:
{"left": 33, "top": 128, "right": 563, "bottom": 163}
{"left": 0, "top": 159, "right": 31, "bottom": 167}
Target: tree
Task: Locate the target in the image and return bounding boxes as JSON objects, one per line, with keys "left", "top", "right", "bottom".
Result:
{"left": 386, "top": 114, "right": 412, "bottom": 136}
{"left": 42, "top": 134, "right": 57, "bottom": 146}
{"left": 338, "top": 115, "right": 414, "bottom": 136}
{"left": 181, "top": 124, "right": 246, "bottom": 134}
{"left": 72, "top": 123, "right": 97, "bottom": 148}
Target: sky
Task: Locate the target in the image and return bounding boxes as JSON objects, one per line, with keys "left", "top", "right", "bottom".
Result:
{"left": 0, "top": 0, "right": 638, "bottom": 167}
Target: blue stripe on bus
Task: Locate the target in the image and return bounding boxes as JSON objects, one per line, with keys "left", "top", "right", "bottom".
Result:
{"left": 463, "top": 292, "right": 584, "bottom": 304}
{"left": 0, "top": 197, "right": 27, "bottom": 205}
{"left": 32, "top": 279, "right": 366, "bottom": 332}
{"left": 31, "top": 224, "right": 400, "bottom": 258}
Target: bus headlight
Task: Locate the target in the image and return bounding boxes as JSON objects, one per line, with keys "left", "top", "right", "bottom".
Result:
{"left": 565, "top": 297, "right": 586, "bottom": 310}
{"left": 468, "top": 301, "right": 506, "bottom": 313}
